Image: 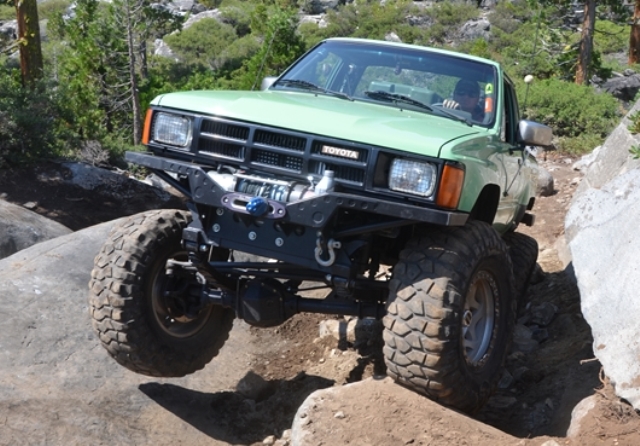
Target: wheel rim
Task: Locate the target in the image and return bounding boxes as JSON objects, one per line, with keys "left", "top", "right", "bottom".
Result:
{"left": 462, "top": 270, "right": 498, "bottom": 366}
{"left": 150, "top": 251, "right": 212, "bottom": 339}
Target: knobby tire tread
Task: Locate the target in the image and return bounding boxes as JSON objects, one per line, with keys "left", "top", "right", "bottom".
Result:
{"left": 383, "top": 220, "right": 516, "bottom": 413}
{"left": 502, "top": 231, "right": 538, "bottom": 309}
{"left": 88, "top": 209, "right": 234, "bottom": 377}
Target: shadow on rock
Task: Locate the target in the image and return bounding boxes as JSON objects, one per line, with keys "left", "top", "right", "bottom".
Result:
{"left": 139, "top": 372, "right": 334, "bottom": 444}
{"left": 477, "top": 264, "right": 601, "bottom": 438}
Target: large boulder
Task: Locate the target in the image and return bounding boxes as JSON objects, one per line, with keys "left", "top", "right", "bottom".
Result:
{"left": 0, "top": 218, "right": 259, "bottom": 445}
{"left": 0, "top": 199, "right": 72, "bottom": 260}
{"left": 565, "top": 100, "right": 640, "bottom": 409}
{"left": 601, "top": 73, "right": 640, "bottom": 102}
{"left": 291, "top": 377, "right": 519, "bottom": 445}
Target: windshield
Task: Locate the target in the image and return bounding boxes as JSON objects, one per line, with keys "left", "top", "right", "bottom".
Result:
{"left": 273, "top": 40, "right": 498, "bottom": 127}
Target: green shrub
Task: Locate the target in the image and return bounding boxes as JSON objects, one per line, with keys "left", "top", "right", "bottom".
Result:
{"left": 594, "top": 20, "right": 627, "bottom": 55}
{"left": 0, "top": 69, "right": 70, "bottom": 167}
{"left": 628, "top": 111, "right": 640, "bottom": 134}
{"left": 219, "top": 1, "right": 254, "bottom": 37}
{"left": 164, "top": 18, "right": 237, "bottom": 69}
{"left": 320, "top": 0, "right": 414, "bottom": 41}
{"left": 517, "top": 77, "right": 619, "bottom": 154}
{"left": 298, "top": 21, "right": 331, "bottom": 48}
{"left": 557, "top": 133, "right": 605, "bottom": 156}
{"left": 415, "top": 1, "right": 479, "bottom": 44}
{"left": 0, "top": 4, "right": 14, "bottom": 21}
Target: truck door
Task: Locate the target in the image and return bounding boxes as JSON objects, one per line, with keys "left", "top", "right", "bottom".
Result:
{"left": 493, "top": 79, "right": 527, "bottom": 230}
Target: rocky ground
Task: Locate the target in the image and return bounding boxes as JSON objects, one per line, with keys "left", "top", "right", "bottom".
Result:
{"left": 1, "top": 155, "right": 639, "bottom": 445}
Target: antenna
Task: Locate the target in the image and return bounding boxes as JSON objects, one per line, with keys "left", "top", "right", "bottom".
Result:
{"left": 252, "top": 28, "right": 278, "bottom": 91}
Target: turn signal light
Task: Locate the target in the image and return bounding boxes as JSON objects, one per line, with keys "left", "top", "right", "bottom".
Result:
{"left": 142, "top": 109, "right": 153, "bottom": 145}
{"left": 436, "top": 164, "right": 465, "bottom": 209}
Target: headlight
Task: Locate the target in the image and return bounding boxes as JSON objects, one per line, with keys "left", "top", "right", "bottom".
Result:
{"left": 152, "top": 112, "right": 192, "bottom": 147}
{"left": 389, "top": 158, "right": 437, "bottom": 197}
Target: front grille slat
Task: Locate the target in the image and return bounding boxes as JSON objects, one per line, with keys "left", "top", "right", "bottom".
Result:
{"left": 255, "top": 130, "right": 306, "bottom": 152}
{"left": 195, "top": 117, "right": 369, "bottom": 187}
{"left": 199, "top": 139, "right": 244, "bottom": 160}
{"left": 201, "top": 121, "right": 249, "bottom": 141}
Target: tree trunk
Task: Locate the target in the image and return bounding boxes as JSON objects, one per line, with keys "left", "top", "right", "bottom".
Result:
{"left": 14, "top": 0, "right": 43, "bottom": 88}
{"left": 630, "top": 0, "right": 640, "bottom": 65}
{"left": 125, "top": 0, "right": 142, "bottom": 145}
{"left": 576, "top": 0, "right": 596, "bottom": 85}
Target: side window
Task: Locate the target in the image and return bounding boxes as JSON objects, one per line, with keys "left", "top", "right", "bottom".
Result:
{"left": 502, "top": 81, "right": 519, "bottom": 145}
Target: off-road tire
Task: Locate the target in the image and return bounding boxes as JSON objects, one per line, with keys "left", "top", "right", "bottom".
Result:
{"left": 383, "top": 220, "right": 516, "bottom": 413}
{"left": 88, "top": 209, "right": 234, "bottom": 377}
{"left": 502, "top": 231, "right": 538, "bottom": 310}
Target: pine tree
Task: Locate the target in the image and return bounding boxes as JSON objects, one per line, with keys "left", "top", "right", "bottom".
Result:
{"left": 14, "top": 0, "right": 43, "bottom": 87}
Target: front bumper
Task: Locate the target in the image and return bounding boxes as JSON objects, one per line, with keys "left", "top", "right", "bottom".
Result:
{"left": 126, "top": 151, "right": 468, "bottom": 275}
{"left": 127, "top": 151, "right": 468, "bottom": 228}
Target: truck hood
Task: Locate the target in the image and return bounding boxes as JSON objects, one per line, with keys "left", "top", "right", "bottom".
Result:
{"left": 153, "top": 90, "right": 483, "bottom": 158}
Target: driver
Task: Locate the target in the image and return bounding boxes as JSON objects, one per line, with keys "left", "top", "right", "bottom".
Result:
{"left": 443, "top": 79, "right": 484, "bottom": 122}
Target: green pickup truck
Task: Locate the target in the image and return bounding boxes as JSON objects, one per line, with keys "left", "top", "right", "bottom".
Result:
{"left": 89, "top": 38, "right": 552, "bottom": 413}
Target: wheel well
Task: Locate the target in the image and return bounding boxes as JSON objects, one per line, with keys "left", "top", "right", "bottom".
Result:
{"left": 469, "top": 185, "right": 500, "bottom": 225}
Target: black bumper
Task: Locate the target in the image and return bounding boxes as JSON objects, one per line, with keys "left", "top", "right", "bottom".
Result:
{"left": 126, "top": 151, "right": 468, "bottom": 228}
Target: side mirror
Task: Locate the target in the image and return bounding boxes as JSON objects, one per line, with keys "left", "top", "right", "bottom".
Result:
{"left": 260, "top": 76, "right": 277, "bottom": 91}
{"left": 518, "top": 120, "right": 553, "bottom": 147}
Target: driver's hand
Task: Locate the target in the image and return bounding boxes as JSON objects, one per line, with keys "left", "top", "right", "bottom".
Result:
{"left": 442, "top": 99, "right": 460, "bottom": 110}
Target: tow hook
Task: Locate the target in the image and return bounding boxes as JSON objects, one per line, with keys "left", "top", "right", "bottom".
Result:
{"left": 314, "top": 236, "right": 341, "bottom": 267}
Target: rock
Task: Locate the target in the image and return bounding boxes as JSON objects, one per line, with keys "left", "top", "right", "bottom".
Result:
{"left": 263, "top": 435, "right": 276, "bottom": 445}
{"left": 0, "top": 200, "right": 72, "bottom": 260}
{"left": 168, "top": 0, "right": 195, "bottom": 14}
{"left": 300, "top": 0, "right": 340, "bottom": 14}
{"left": 566, "top": 168, "right": 640, "bottom": 410}
{"left": 299, "top": 14, "right": 325, "bottom": 27}
{"left": 497, "top": 369, "right": 513, "bottom": 389}
{"left": 534, "top": 165, "right": 555, "bottom": 197}
{"left": 0, "top": 19, "right": 17, "bottom": 41}
{"left": 385, "top": 32, "right": 402, "bottom": 43}
{"left": 602, "top": 74, "right": 640, "bottom": 101}
{"left": 62, "top": 162, "right": 173, "bottom": 202}
{"left": 566, "top": 395, "right": 597, "bottom": 438}
{"left": 290, "top": 377, "right": 519, "bottom": 446}
{"left": 182, "top": 9, "right": 223, "bottom": 29}
{"left": 531, "top": 326, "right": 549, "bottom": 343}
{"left": 513, "top": 366, "right": 530, "bottom": 381}
{"left": 571, "top": 114, "right": 640, "bottom": 197}
{"left": 460, "top": 18, "right": 491, "bottom": 41}
{"left": 572, "top": 146, "right": 601, "bottom": 172}
{"left": 236, "top": 370, "right": 271, "bottom": 400}
{"left": 485, "top": 395, "right": 517, "bottom": 409}
{"left": 566, "top": 99, "right": 640, "bottom": 411}
{"left": 529, "top": 302, "right": 558, "bottom": 326}
{"left": 0, "top": 219, "right": 261, "bottom": 444}
{"left": 512, "top": 324, "right": 539, "bottom": 353}
{"left": 154, "top": 38, "right": 178, "bottom": 60}
{"left": 554, "top": 235, "right": 573, "bottom": 272}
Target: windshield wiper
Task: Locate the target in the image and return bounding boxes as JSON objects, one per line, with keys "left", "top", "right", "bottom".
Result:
{"left": 276, "top": 79, "right": 352, "bottom": 101}
{"left": 364, "top": 90, "right": 471, "bottom": 126}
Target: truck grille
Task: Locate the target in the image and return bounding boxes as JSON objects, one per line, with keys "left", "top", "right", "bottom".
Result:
{"left": 195, "top": 117, "right": 369, "bottom": 187}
